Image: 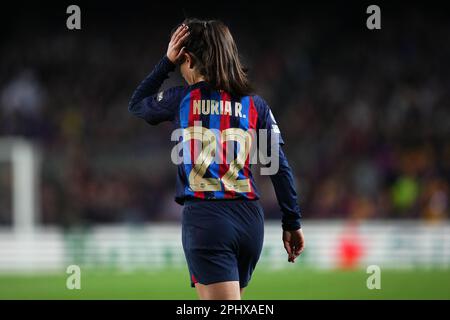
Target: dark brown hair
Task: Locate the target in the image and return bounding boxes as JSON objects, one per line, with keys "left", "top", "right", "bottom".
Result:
{"left": 175, "top": 18, "right": 253, "bottom": 97}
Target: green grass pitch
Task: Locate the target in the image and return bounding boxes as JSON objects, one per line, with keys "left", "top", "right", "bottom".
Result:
{"left": 1, "top": 268, "right": 449, "bottom": 299}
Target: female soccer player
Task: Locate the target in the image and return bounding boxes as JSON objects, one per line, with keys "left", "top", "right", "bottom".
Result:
{"left": 129, "top": 19, "right": 304, "bottom": 300}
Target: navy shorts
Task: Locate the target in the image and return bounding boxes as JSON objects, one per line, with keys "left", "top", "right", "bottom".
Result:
{"left": 182, "top": 199, "right": 264, "bottom": 288}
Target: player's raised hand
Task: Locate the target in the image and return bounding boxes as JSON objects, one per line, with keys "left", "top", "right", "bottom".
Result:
{"left": 167, "top": 24, "right": 190, "bottom": 64}
{"left": 283, "top": 228, "right": 305, "bottom": 263}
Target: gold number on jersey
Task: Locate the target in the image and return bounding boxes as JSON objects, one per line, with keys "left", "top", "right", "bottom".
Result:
{"left": 184, "top": 127, "right": 221, "bottom": 192}
{"left": 183, "top": 126, "right": 252, "bottom": 193}
{"left": 221, "top": 128, "right": 251, "bottom": 193}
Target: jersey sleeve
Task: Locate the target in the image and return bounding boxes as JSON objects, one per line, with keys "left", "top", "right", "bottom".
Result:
{"left": 128, "top": 56, "right": 185, "bottom": 125}
{"left": 254, "top": 95, "right": 285, "bottom": 146}
{"left": 253, "top": 95, "right": 302, "bottom": 230}
{"left": 270, "top": 147, "right": 302, "bottom": 230}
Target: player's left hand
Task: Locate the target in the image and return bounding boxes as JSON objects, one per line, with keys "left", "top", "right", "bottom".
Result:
{"left": 282, "top": 228, "right": 305, "bottom": 263}
{"left": 167, "top": 24, "right": 190, "bottom": 64}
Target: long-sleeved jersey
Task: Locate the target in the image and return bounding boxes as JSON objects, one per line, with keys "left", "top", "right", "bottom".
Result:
{"left": 129, "top": 56, "right": 302, "bottom": 230}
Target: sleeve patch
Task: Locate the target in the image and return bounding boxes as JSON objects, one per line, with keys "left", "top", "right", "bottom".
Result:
{"left": 269, "top": 110, "right": 277, "bottom": 124}
{"left": 272, "top": 124, "right": 281, "bottom": 133}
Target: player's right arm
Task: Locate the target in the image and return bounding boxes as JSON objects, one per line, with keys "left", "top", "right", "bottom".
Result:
{"left": 128, "top": 24, "right": 189, "bottom": 124}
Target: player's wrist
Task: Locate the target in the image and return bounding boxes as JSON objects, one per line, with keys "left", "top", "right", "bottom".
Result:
{"left": 165, "top": 54, "right": 175, "bottom": 64}
{"left": 162, "top": 55, "right": 177, "bottom": 70}
{"left": 282, "top": 224, "right": 301, "bottom": 231}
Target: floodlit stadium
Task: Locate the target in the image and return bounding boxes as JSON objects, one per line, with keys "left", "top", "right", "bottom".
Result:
{"left": 0, "top": 2, "right": 449, "bottom": 300}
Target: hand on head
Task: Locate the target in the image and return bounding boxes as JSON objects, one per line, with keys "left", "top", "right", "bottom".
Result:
{"left": 167, "top": 23, "right": 190, "bottom": 64}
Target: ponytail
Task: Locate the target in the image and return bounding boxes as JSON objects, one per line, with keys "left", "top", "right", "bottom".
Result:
{"left": 176, "top": 18, "right": 253, "bottom": 97}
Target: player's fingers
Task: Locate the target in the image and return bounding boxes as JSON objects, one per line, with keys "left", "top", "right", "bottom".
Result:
{"left": 169, "top": 30, "right": 180, "bottom": 45}
{"left": 179, "top": 30, "right": 190, "bottom": 43}
{"left": 173, "top": 30, "right": 190, "bottom": 48}
{"left": 171, "top": 24, "right": 185, "bottom": 41}
{"left": 289, "top": 245, "right": 298, "bottom": 262}
{"left": 173, "top": 37, "right": 189, "bottom": 54}
{"left": 291, "top": 250, "right": 301, "bottom": 262}
{"left": 289, "top": 240, "right": 303, "bottom": 261}
{"left": 173, "top": 25, "right": 189, "bottom": 44}
{"left": 295, "top": 247, "right": 303, "bottom": 257}
{"left": 283, "top": 241, "right": 292, "bottom": 256}
{"left": 294, "top": 241, "right": 304, "bottom": 256}
{"left": 169, "top": 27, "right": 184, "bottom": 47}
{"left": 284, "top": 241, "right": 296, "bottom": 263}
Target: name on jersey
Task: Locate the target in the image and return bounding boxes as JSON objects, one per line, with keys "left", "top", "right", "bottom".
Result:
{"left": 193, "top": 100, "right": 246, "bottom": 118}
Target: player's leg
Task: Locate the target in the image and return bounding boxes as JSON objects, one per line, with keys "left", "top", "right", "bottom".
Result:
{"left": 195, "top": 281, "right": 241, "bottom": 300}
{"left": 237, "top": 201, "right": 265, "bottom": 292}
{"left": 182, "top": 201, "right": 241, "bottom": 299}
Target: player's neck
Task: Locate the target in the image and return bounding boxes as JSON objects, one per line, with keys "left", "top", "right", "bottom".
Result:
{"left": 191, "top": 74, "right": 206, "bottom": 85}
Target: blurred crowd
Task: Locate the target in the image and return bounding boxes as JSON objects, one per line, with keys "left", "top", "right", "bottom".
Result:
{"left": 0, "top": 6, "right": 449, "bottom": 225}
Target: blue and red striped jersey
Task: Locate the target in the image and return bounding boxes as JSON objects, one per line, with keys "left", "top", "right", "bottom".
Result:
{"left": 129, "top": 56, "right": 301, "bottom": 230}
{"left": 178, "top": 85, "right": 262, "bottom": 201}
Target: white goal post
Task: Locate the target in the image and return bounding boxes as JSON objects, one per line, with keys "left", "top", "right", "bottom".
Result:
{"left": 0, "top": 137, "right": 41, "bottom": 234}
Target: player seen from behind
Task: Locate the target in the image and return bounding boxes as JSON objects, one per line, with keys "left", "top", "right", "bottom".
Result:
{"left": 128, "top": 19, "right": 304, "bottom": 300}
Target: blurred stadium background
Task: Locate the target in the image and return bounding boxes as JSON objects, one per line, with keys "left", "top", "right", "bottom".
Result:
{"left": 0, "top": 2, "right": 449, "bottom": 299}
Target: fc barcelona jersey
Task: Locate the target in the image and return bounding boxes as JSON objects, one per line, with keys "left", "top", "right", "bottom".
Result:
{"left": 129, "top": 56, "right": 301, "bottom": 230}
{"left": 177, "top": 85, "right": 278, "bottom": 202}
